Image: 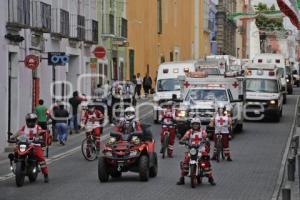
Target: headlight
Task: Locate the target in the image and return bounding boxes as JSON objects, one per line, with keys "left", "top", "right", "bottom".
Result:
{"left": 19, "top": 144, "right": 27, "bottom": 152}
{"left": 130, "top": 150, "right": 139, "bottom": 156}
{"left": 178, "top": 110, "right": 186, "bottom": 117}
{"left": 270, "top": 100, "right": 276, "bottom": 105}
{"left": 104, "top": 151, "right": 112, "bottom": 157}
{"left": 131, "top": 136, "right": 141, "bottom": 145}
{"left": 107, "top": 137, "right": 116, "bottom": 145}
{"left": 189, "top": 148, "right": 197, "bottom": 156}
{"left": 286, "top": 79, "right": 290, "bottom": 83}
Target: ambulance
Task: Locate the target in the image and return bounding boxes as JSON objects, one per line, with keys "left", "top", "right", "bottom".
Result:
{"left": 175, "top": 71, "right": 245, "bottom": 136}
{"left": 244, "top": 63, "right": 283, "bottom": 122}
{"left": 253, "top": 53, "right": 287, "bottom": 104}
{"left": 206, "top": 55, "right": 239, "bottom": 74}
{"left": 153, "top": 60, "right": 200, "bottom": 123}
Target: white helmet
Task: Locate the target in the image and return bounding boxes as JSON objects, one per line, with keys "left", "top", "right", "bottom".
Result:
{"left": 216, "top": 102, "right": 225, "bottom": 113}
{"left": 190, "top": 117, "right": 201, "bottom": 125}
{"left": 125, "top": 106, "right": 135, "bottom": 121}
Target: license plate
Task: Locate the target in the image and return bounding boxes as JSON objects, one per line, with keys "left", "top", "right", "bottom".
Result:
{"left": 254, "top": 110, "right": 260, "bottom": 114}
{"left": 117, "top": 161, "right": 124, "bottom": 166}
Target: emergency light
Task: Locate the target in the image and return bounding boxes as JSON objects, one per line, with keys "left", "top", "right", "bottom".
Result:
{"left": 256, "top": 70, "right": 264, "bottom": 75}
{"left": 184, "top": 67, "right": 189, "bottom": 73}
{"left": 173, "top": 68, "right": 179, "bottom": 73}
{"left": 269, "top": 71, "right": 275, "bottom": 76}
{"left": 163, "top": 69, "right": 169, "bottom": 74}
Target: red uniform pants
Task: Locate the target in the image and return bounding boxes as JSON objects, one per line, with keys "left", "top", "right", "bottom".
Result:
{"left": 213, "top": 133, "right": 230, "bottom": 157}
{"left": 33, "top": 146, "right": 48, "bottom": 174}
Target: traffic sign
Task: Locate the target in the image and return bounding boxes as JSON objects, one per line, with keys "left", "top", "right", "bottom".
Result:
{"left": 24, "top": 55, "right": 40, "bottom": 70}
{"left": 93, "top": 46, "right": 106, "bottom": 59}
{"left": 48, "top": 52, "right": 69, "bottom": 65}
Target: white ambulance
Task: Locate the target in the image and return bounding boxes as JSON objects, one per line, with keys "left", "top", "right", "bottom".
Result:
{"left": 176, "top": 71, "right": 245, "bottom": 136}
{"left": 206, "top": 55, "right": 239, "bottom": 74}
{"left": 153, "top": 60, "right": 200, "bottom": 123}
{"left": 244, "top": 63, "right": 283, "bottom": 122}
{"left": 253, "top": 53, "right": 287, "bottom": 104}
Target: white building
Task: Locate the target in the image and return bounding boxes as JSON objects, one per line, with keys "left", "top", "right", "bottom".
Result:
{"left": 0, "top": 0, "right": 101, "bottom": 152}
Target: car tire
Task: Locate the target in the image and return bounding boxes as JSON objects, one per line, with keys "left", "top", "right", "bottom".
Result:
{"left": 139, "top": 155, "right": 149, "bottom": 181}
{"left": 235, "top": 124, "right": 243, "bottom": 133}
{"left": 98, "top": 157, "right": 109, "bottom": 182}
{"left": 283, "top": 94, "right": 287, "bottom": 104}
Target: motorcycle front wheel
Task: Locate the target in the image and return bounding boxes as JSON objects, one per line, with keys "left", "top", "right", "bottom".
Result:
{"left": 190, "top": 164, "right": 197, "bottom": 188}
{"left": 162, "top": 133, "right": 169, "bottom": 159}
{"left": 81, "top": 138, "right": 97, "bottom": 161}
{"left": 28, "top": 164, "right": 38, "bottom": 182}
{"left": 15, "top": 161, "right": 25, "bottom": 187}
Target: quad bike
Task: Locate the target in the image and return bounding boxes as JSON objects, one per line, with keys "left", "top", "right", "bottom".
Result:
{"left": 98, "top": 125, "right": 158, "bottom": 182}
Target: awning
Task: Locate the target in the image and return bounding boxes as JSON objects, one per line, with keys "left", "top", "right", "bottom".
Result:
{"left": 277, "top": 0, "right": 300, "bottom": 29}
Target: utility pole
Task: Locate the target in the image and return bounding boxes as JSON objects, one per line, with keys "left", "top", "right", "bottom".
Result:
{"left": 194, "top": 0, "right": 200, "bottom": 59}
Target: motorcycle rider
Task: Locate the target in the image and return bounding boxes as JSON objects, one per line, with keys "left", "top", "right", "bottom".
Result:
{"left": 114, "top": 106, "right": 142, "bottom": 134}
{"left": 14, "top": 113, "right": 49, "bottom": 183}
{"left": 83, "top": 102, "right": 104, "bottom": 152}
{"left": 210, "top": 103, "right": 233, "bottom": 161}
{"left": 160, "top": 101, "right": 176, "bottom": 157}
{"left": 176, "top": 118, "right": 216, "bottom": 186}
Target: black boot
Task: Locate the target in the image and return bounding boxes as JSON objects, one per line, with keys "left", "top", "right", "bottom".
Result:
{"left": 176, "top": 177, "right": 185, "bottom": 185}
{"left": 227, "top": 157, "right": 232, "bottom": 162}
{"left": 44, "top": 174, "right": 49, "bottom": 183}
{"left": 209, "top": 177, "right": 216, "bottom": 186}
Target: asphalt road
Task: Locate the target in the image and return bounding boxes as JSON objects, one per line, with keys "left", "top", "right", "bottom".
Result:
{"left": 0, "top": 89, "right": 300, "bottom": 200}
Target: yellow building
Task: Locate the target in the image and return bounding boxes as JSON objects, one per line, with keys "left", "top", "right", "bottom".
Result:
{"left": 126, "top": 0, "right": 210, "bottom": 84}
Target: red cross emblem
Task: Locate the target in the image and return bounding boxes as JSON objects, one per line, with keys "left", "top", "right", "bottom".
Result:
{"left": 184, "top": 81, "right": 190, "bottom": 88}
{"left": 217, "top": 117, "right": 225, "bottom": 125}
{"left": 193, "top": 134, "right": 201, "bottom": 145}
{"left": 232, "top": 81, "right": 239, "bottom": 88}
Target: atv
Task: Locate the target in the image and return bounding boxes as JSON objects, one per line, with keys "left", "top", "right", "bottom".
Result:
{"left": 98, "top": 124, "right": 158, "bottom": 182}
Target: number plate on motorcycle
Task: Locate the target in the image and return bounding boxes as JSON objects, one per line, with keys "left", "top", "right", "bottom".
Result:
{"left": 117, "top": 161, "right": 125, "bottom": 166}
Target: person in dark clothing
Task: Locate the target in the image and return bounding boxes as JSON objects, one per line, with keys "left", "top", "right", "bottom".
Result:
{"left": 131, "top": 75, "right": 137, "bottom": 106}
{"left": 69, "top": 91, "right": 86, "bottom": 133}
{"left": 54, "top": 103, "right": 69, "bottom": 145}
{"left": 136, "top": 73, "right": 142, "bottom": 99}
{"left": 143, "top": 73, "right": 152, "bottom": 97}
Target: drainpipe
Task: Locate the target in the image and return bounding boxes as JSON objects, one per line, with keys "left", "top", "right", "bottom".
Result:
{"left": 194, "top": 0, "right": 200, "bottom": 59}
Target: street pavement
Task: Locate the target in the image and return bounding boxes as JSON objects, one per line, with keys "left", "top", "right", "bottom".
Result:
{"left": 0, "top": 90, "right": 300, "bottom": 200}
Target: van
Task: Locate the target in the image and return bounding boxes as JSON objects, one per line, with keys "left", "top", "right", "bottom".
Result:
{"left": 153, "top": 60, "right": 199, "bottom": 123}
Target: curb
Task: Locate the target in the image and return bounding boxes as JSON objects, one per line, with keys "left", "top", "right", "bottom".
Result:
{"left": 271, "top": 96, "right": 299, "bottom": 200}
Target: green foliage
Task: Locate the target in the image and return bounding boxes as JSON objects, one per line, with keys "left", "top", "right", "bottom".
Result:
{"left": 254, "top": 3, "right": 284, "bottom": 31}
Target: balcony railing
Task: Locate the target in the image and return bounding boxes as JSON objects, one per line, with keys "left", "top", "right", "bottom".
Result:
{"left": 102, "top": 14, "right": 115, "bottom": 37}
{"left": 31, "top": 0, "right": 51, "bottom": 32}
{"left": 85, "top": 19, "right": 98, "bottom": 44}
{"left": 7, "top": 0, "right": 30, "bottom": 28}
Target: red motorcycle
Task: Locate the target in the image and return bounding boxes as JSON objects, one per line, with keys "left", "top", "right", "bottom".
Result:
{"left": 8, "top": 135, "right": 44, "bottom": 187}
{"left": 98, "top": 126, "right": 158, "bottom": 182}
{"left": 160, "top": 122, "right": 175, "bottom": 159}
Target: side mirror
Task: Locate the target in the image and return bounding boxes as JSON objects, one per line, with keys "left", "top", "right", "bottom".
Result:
{"left": 231, "top": 95, "right": 244, "bottom": 103}
{"left": 238, "top": 94, "right": 244, "bottom": 101}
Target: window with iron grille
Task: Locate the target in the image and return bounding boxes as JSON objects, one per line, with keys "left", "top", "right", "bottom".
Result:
{"left": 41, "top": 2, "right": 51, "bottom": 31}
{"left": 8, "top": 0, "right": 30, "bottom": 26}
{"left": 121, "top": 18, "right": 127, "bottom": 38}
{"left": 157, "top": 0, "right": 162, "bottom": 34}
{"left": 109, "top": 14, "right": 114, "bottom": 35}
{"left": 77, "top": 15, "right": 85, "bottom": 40}
{"left": 92, "top": 20, "right": 99, "bottom": 43}
{"left": 60, "top": 9, "right": 70, "bottom": 36}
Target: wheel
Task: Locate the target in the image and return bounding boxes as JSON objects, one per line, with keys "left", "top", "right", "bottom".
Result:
{"left": 288, "top": 87, "right": 293, "bottom": 95}
{"left": 98, "top": 157, "right": 109, "bottom": 182}
{"left": 297, "top": 81, "right": 300, "bottom": 87}
{"left": 162, "top": 133, "right": 169, "bottom": 159}
{"left": 283, "top": 94, "right": 287, "bottom": 104}
{"left": 280, "top": 108, "right": 283, "bottom": 117}
{"left": 28, "top": 164, "right": 38, "bottom": 183}
{"left": 149, "top": 153, "right": 158, "bottom": 178}
{"left": 274, "top": 113, "right": 281, "bottom": 123}
{"left": 197, "top": 175, "right": 202, "bottom": 184}
{"left": 190, "top": 164, "right": 197, "bottom": 188}
{"left": 15, "top": 162, "right": 25, "bottom": 187}
{"left": 110, "top": 170, "right": 122, "bottom": 178}
{"left": 139, "top": 155, "right": 149, "bottom": 181}
{"left": 235, "top": 124, "right": 243, "bottom": 133}
{"left": 81, "top": 138, "right": 97, "bottom": 161}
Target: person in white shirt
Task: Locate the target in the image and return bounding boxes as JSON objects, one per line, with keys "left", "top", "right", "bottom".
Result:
{"left": 136, "top": 73, "right": 143, "bottom": 99}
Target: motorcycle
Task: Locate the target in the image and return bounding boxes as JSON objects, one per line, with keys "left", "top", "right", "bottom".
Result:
{"left": 8, "top": 135, "right": 44, "bottom": 187}
{"left": 179, "top": 140, "right": 210, "bottom": 188}
{"left": 160, "top": 122, "right": 176, "bottom": 159}
{"left": 81, "top": 123, "right": 101, "bottom": 161}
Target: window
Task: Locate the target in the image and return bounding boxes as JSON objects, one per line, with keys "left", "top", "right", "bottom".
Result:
{"left": 157, "top": 79, "right": 181, "bottom": 92}
{"left": 186, "top": 89, "right": 228, "bottom": 101}
{"left": 121, "top": 18, "right": 127, "bottom": 38}
{"left": 109, "top": 14, "right": 114, "bottom": 34}
{"left": 60, "top": 9, "right": 69, "bottom": 36}
{"left": 203, "top": 0, "right": 209, "bottom": 32}
{"left": 157, "top": 0, "right": 162, "bottom": 34}
{"left": 77, "top": 15, "right": 85, "bottom": 40}
{"left": 246, "top": 79, "right": 279, "bottom": 93}
{"left": 41, "top": 2, "right": 51, "bottom": 31}
{"left": 92, "top": 20, "right": 98, "bottom": 43}
{"left": 8, "top": 0, "right": 30, "bottom": 26}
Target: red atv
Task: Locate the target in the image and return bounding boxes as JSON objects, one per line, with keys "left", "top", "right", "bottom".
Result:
{"left": 98, "top": 125, "right": 158, "bottom": 182}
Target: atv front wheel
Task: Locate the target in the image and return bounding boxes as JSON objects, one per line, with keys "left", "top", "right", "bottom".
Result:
{"left": 149, "top": 153, "right": 158, "bottom": 178}
{"left": 139, "top": 155, "right": 149, "bottom": 181}
{"left": 98, "top": 157, "right": 109, "bottom": 182}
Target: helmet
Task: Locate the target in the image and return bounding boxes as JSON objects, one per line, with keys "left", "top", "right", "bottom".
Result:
{"left": 165, "top": 101, "right": 173, "bottom": 108}
{"left": 25, "top": 113, "right": 38, "bottom": 128}
{"left": 87, "top": 102, "right": 95, "bottom": 112}
{"left": 216, "top": 103, "right": 226, "bottom": 115}
{"left": 125, "top": 106, "right": 135, "bottom": 121}
{"left": 191, "top": 117, "right": 201, "bottom": 130}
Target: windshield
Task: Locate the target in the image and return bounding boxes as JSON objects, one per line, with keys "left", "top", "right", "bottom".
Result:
{"left": 200, "top": 68, "right": 220, "bottom": 75}
{"left": 157, "top": 79, "right": 181, "bottom": 92}
{"left": 246, "top": 79, "right": 279, "bottom": 93}
{"left": 186, "top": 89, "right": 228, "bottom": 101}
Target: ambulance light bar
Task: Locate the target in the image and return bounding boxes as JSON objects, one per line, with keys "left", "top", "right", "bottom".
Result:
{"left": 186, "top": 71, "right": 208, "bottom": 78}
{"left": 163, "top": 69, "right": 169, "bottom": 74}
{"left": 224, "top": 71, "right": 239, "bottom": 77}
{"left": 184, "top": 67, "right": 190, "bottom": 73}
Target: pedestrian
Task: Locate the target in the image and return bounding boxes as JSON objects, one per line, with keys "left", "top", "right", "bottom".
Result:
{"left": 69, "top": 91, "right": 86, "bottom": 133}
{"left": 131, "top": 75, "right": 137, "bottom": 106}
{"left": 143, "top": 72, "right": 152, "bottom": 97}
{"left": 54, "top": 102, "right": 69, "bottom": 145}
{"left": 94, "top": 84, "right": 104, "bottom": 98}
{"left": 47, "top": 99, "right": 60, "bottom": 141}
{"left": 35, "top": 99, "right": 48, "bottom": 130}
{"left": 136, "top": 73, "right": 142, "bottom": 99}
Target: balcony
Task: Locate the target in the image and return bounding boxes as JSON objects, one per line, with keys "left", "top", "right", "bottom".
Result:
{"left": 115, "top": 17, "right": 127, "bottom": 40}
{"left": 85, "top": 19, "right": 99, "bottom": 44}
{"left": 101, "top": 14, "right": 115, "bottom": 38}
{"left": 7, "top": 0, "right": 30, "bottom": 29}
{"left": 31, "top": 0, "right": 51, "bottom": 33}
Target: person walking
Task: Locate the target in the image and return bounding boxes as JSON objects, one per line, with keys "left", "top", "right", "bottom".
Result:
{"left": 54, "top": 102, "right": 69, "bottom": 145}
{"left": 94, "top": 84, "right": 104, "bottom": 98}
{"left": 35, "top": 99, "right": 48, "bottom": 130}
{"left": 136, "top": 73, "right": 142, "bottom": 99}
{"left": 69, "top": 91, "right": 86, "bottom": 133}
{"left": 143, "top": 72, "right": 152, "bottom": 97}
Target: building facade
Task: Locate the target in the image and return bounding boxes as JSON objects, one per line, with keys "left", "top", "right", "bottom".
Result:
{"left": 126, "top": 0, "right": 209, "bottom": 84}
{"left": 216, "top": 0, "right": 237, "bottom": 56}
{"left": 1, "top": 0, "right": 99, "bottom": 152}
{"left": 209, "top": 0, "right": 217, "bottom": 55}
